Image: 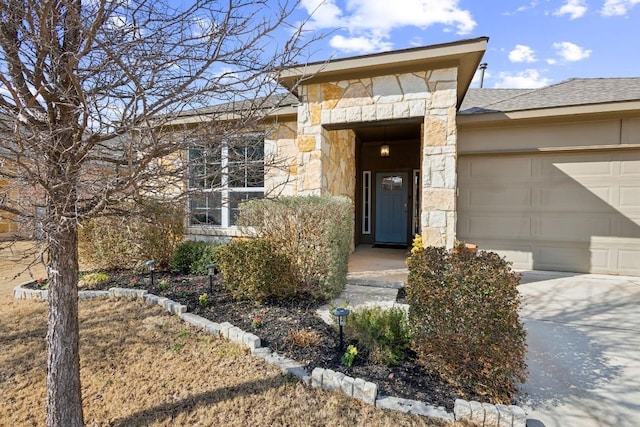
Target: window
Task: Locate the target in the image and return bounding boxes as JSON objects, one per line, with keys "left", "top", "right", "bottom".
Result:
{"left": 362, "top": 171, "right": 371, "bottom": 234}
{"left": 188, "top": 133, "right": 264, "bottom": 227}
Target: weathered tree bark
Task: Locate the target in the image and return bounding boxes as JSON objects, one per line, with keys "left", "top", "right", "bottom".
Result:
{"left": 46, "top": 167, "right": 84, "bottom": 426}
{"left": 46, "top": 224, "right": 83, "bottom": 426}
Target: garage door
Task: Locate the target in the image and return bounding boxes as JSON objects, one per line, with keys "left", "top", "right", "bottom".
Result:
{"left": 457, "top": 150, "right": 640, "bottom": 275}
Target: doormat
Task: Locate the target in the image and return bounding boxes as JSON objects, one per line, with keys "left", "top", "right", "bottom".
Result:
{"left": 372, "top": 243, "right": 408, "bottom": 250}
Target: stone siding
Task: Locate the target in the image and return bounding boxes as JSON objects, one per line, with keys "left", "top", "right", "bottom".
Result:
{"left": 274, "top": 67, "right": 459, "bottom": 247}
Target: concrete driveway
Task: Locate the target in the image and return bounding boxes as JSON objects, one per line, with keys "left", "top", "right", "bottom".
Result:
{"left": 517, "top": 271, "right": 640, "bottom": 427}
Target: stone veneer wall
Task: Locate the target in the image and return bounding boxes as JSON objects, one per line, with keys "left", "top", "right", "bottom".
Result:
{"left": 265, "top": 120, "right": 298, "bottom": 197}
{"left": 274, "top": 67, "right": 459, "bottom": 247}
{"left": 420, "top": 69, "right": 458, "bottom": 248}
{"left": 323, "top": 129, "right": 356, "bottom": 198}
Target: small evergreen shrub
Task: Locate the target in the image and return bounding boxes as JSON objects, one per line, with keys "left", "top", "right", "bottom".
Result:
{"left": 169, "top": 240, "right": 208, "bottom": 274}
{"left": 345, "top": 306, "right": 411, "bottom": 366}
{"left": 406, "top": 246, "right": 528, "bottom": 403}
{"left": 237, "top": 195, "right": 353, "bottom": 301}
{"left": 190, "top": 243, "right": 222, "bottom": 274}
{"left": 215, "top": 238, "right": 297, "bottom": 303}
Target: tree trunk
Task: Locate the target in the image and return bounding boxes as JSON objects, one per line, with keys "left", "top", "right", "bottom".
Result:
{"left": 46, "top": 225, "right": 84, "bottom": 427}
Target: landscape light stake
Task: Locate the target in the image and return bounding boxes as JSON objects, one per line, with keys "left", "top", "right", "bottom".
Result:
{"left": 206, "top": 264, "right": 218, "bottom": 294}
{"left": 145, "top": 260, "right": 156, "bottom": 287}
{"left": 332, "top": 307, "right": 350, "bottom": 351}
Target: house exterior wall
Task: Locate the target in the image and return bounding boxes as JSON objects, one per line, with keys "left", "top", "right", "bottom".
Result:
{"left": 277, "top": 68, "right": 460, "bottom": 247}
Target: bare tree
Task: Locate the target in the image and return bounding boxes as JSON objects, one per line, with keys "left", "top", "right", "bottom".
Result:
{"left": 0, "top": 1, "right": 312, "bottom": 425}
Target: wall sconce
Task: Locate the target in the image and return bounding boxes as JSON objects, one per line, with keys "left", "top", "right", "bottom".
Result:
{"left": 380, "top": 144, "right": 390, "bottom": 157}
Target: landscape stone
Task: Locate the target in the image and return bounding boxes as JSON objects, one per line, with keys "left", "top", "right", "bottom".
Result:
{"left": 454, "top": 399, "right": 472, "bottom": 420}
{"left": 483, "top": 402, "right": 500, "bottom": 426}
{"left": 376, "top": 396, "right": 454, "bottom": 421}
{"left": 469, "top": 400, "right": 485, "bottom": 424}
{"left": 311, "top": 367, "right": 324, "bottom": 388}
{"left": 495, "top": 404, "right": 512, "bottom": 427}
{"left": 352, "top": 378, "right": 377, "bottom": 405}
{"left": 340, "top": 375, "right": 355, "bottom": 396}
{"left": 509, "top": 405, "right": 527, "bottom": 427}
{"left": 242, "top": 332, "right": 261, "bottom": 350}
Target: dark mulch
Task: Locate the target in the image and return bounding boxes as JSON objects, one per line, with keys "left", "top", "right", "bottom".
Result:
{"left": 29, "top": 271, "right": 482, "bottom": 411}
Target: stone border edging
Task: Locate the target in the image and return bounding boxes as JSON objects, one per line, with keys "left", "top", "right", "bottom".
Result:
{"left": 13, "top": 283, "right": 526, "bottom": 427}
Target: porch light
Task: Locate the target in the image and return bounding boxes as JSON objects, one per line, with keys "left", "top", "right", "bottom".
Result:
{"left": 206, "top": 264, "right": 218, "bottom": 294}
{"left": 332, "top": 307, "right": 350, "bottom": 351}
{"left": 380, "top": 144, "right": 390, "bottom": 157}
{"left": 145, "top": 260, "right": 156, "bottom": 287}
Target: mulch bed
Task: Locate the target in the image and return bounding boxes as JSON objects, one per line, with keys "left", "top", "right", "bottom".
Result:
{"left": 28, "top": 271, "right": 484, "bottom": 411}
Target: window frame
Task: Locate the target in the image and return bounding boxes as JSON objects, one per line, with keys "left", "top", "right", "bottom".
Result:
{"left": 187, "top": 132, "right": 265, "bottom": 228}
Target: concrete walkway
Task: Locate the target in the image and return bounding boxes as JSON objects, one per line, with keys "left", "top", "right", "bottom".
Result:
{"left": 316, "top": 245, "right": 408, "bottom": 323}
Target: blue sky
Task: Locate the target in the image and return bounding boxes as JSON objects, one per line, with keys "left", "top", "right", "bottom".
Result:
{"left": 292, "top": 0, "right": 640, "bottom": 88}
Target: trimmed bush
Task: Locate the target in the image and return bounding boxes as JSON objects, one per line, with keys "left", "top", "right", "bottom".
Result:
{"left": 79, "top": 198, "right": 184, "bottom": 271}
{"left": 406, "top": 246, "right": 527, "bottom": 403}
{"left": 169, "top": 240, "right": 208, "bottom": 274}
{"left": 345, "top": 306, "right": 411, "bottom": 366}
{"left": 190, "top": 243, "right": 222, "bottom": 274}
{"left": 237, "top": 195, "right": 353, "bottom": 301}
{"left": 215, "top": 238, "right": 297, "bottom": 302}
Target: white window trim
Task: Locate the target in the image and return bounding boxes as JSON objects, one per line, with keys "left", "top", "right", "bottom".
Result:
{"left": 412, "top": 169, "right": 420, "bottom": 236}
{"left": 362, "top": 170, "right": 371, "bottom": 235}
{"left": 187, "top": 135, "right": 265, "bottom": 229}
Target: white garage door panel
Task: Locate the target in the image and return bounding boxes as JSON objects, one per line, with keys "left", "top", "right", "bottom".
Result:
{"left": 457, "top": 150, "right": 640, "bottom": 275}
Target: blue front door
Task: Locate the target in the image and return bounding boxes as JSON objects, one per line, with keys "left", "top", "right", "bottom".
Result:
{"left": 375, "top": 172, "right": 408, "bottom": 244}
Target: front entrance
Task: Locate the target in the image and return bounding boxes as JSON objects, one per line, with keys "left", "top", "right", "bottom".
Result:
{"left": 375, "top": 172, "right": 408, "bottom": 244}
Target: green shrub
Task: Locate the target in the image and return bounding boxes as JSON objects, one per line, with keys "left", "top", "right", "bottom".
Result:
{"left": 345, "top": 306, "right": 411, "bottom": 366}
{"left": 406, "top": 246, "right": 527, "bottom": 403}
{"left": 169, "top": 240, "right": 208, "bottom": 274}
{"left": 237, "top": 195, "right": 353, "bottom": 301}
{"left": 215, "top": 238, "right": 297, "bottom": 302}
{"left": 190, "top": 243, "right": 222, "bottom": 274}
{"left": 79, "top": 198, "right": 184, "bottom": 271}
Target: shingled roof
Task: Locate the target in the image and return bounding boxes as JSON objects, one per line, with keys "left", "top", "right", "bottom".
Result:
{"left": 459, "top": 78, "right": 640, "bottom": 114}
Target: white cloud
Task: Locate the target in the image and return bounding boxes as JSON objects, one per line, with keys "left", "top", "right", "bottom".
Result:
{"left": 509, "top": 45, "right": 537, "bottom": 63}
{"left": 301, "top": 0, "right": 476, "bottom": 54}
{"left": 554, "top": 0, "right": 588, "bottom": 19}
{"left": 518, "top": 1, "right": 539, "bottom": 12}
{"left": 546, "top": 58, "right": 558, "bottom": 65}
{"left": 493, "top": 69, "right": 551, "bottom": 88}
{"left": 553, "top": 41, "right": 592, "bottom": 61}
{"left": 301, "top": 0, "right": 344, "bottom": 29}
{"left": 329, "top": 35, "right": 393, "bottom": 54}
{"left": 601, "top": 0, "right": 640, "bottom": 16}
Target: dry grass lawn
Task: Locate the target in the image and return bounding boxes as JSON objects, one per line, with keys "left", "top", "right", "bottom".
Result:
{"left": 0, "top": 296, "right": 458, "bottom": 426}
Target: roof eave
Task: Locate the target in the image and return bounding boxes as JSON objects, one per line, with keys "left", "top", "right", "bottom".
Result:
{"left": 279, "top": 37, "right": 489, "bottom": 109}
{"left": 457, "top": 100, "right": 640, "bottom": 126}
